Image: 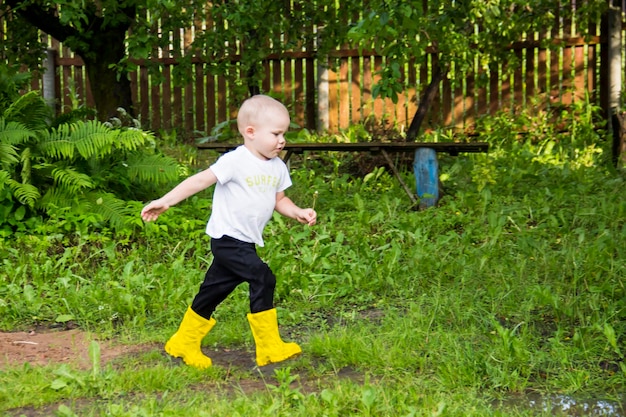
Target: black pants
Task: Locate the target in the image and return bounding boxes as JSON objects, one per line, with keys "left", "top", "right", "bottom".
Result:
{"left": 190, "top": 236, "right": 276, "bottom": 319}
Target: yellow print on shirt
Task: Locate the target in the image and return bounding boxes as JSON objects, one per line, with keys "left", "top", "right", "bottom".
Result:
{"left": 245, "top": 174, "right": 279, "bottom": 190}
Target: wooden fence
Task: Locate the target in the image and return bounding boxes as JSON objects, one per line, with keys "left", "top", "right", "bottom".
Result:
{"left": 20, "top": 5, "right": 625, "bottom": 138}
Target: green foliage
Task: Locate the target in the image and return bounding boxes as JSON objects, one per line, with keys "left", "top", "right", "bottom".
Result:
{"left": 348, "top": 0, "right": 608, "bottom": 101}
{"left": 167, "top": 0, "right": 362, "bottom": 94}
{"left": 4, "top": 0, "right": 361, "bottom": 111}
{"left": 3, "top": 91, "right": 53, "bottom": 130}
{"left": 0, "top": 74, "right": 184, "bottom": 232}
{"left": 0, "top": 17, "right": 45, "bottom": 69}
{"left": 0, "top": 99, "right": 625, "bottom": 415}
{"left": 0, "top": 65, "right": 33, "bottom": 113}
{"left": 4, "top": 0, "right": 610, "bottom": 128}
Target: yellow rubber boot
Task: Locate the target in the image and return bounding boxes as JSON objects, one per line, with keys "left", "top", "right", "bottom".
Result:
{"left": 165, "top": 307, "right": 216, "bottom": 369}
{"left": 247, "top": 308, "right": 302, "bottom": 366}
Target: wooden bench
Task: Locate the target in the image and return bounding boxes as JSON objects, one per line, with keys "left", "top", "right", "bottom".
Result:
{"left": 197, "top": 141, "right": 489, "bottom": 208}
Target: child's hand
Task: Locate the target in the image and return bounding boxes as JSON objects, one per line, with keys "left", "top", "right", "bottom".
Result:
{"left": 296, "top": 208, "right": 317, "bottom": 226}
{"left": 141, "top": 200, "right": 169, "bottom": 222}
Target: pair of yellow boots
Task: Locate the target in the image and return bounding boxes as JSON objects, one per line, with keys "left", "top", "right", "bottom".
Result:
{"left": 164, "top": 307, "right": 301, "bottom": 369}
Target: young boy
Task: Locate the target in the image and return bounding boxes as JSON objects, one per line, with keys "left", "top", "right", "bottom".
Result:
{"left": 141, "top": 95, "right": 317, "bottom": 369}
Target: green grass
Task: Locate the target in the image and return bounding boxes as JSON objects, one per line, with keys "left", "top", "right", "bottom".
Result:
{"left": 1, "top": 106, "right": 625, "bottom": 416}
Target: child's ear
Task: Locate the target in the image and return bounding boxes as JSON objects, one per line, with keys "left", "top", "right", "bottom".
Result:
{"left": 245, "top": 126, "right": 255, "bottom": 138}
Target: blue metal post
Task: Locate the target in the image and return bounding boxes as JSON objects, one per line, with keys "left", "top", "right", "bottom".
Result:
{"left": 413, "top": 148, "right": 439, "bottom": 208}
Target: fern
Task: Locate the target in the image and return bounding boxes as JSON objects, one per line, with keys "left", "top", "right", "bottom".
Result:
{"left": 0, "top": 118, "right": 34, "bottom": 145}
{"left": 86, "top": 191, "right": 135, "bottom": 231}
{"left": 114, "top": 128, "right": 152, "bottom": 151}
{"left": 70, "top": 120, "right": 116, "bottom": 158}
{"left": 6, "top": 178, "right": 40, "bottom": 207}
{"left": 0, "top": 67, "right": 31, "bottom": 113}
{"left": 124, "top": 153, "right": 181, "bottom": 183}
{"left": 38, "top": 120, "right": 118, "bottom": 160}
{"left": 0, "top": 170, "right": 10, "bottom": 189}
{"left": 0, "top": 143, "right": 19, "bottom": 167}
{"left": 37, "top": 128, "right": 76, "bottom": 159}
{"left": 38, "top": 187, "right": 80, "bottom": 211}
{"left": 1, "top": 89, "right": 183, "bottom": 231}
{"left": 3, "top": 91, "right": 52, "bottom": 130}
{"left": 19, "top": 147, "right": 32, "bottom": 184}
{"left": 51, "top": 166, "right": 95, "bottom": 196}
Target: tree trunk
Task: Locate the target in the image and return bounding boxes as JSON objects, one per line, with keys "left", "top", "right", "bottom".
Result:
{"left": 247, "top": 64, "right": 261, "bottom": 96}
{"left": 6, "top": 1, "right": 135, "bottom": 122}
{"left": 80, "top": 25, "right": 134, "bottom": 122}
{"left": 81, "top": 40, "right": 134, "bottom": 121}
{"left": 406, "top": 64, "right": 448, "bottom": 142}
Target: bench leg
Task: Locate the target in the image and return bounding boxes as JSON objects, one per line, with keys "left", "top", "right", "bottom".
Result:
{"left": 413, "top": 148, "right": 439, "bottom": 209}
{"left": 381, "top": 149, "right": 418, "bottom": 205}
{"left": 282, "top": 150, "right": 294, "bottom": 163}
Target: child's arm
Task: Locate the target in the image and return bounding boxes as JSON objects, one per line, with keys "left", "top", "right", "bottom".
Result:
{"left": 141, "top": 168, "right": 218, "bottom": 222}
{"left": 275, "top": 192, "right": 317, "bottom": 226}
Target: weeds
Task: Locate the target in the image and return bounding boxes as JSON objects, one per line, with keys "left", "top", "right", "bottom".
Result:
{"left": 1, "top": 104, "right": 625, "bottom": 415}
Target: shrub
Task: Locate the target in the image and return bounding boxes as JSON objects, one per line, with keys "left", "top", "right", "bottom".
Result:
{"left": 0, "top": 69, "right": 184, "bottom": 232}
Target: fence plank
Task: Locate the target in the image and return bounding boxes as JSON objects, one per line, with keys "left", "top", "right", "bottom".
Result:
{"left": 328, "top": 58, "right": 339, "bottom": 131}
{"left": 514, "top": 49, "right": 524, "bottom": 109}
{"left": 262, "top": 60, "right": 271, "bottom": 93}
{"left": 489, "top": 63, "right": 500, "bottom": 115}
{"left": 7, "top": 1, "right": 617, "bottom": 138}
{"left": 373, "top": 56, "right": 384, "bottom": 123}
{"left": 501, "top": 62, "right": 512, "bottom": 112}
{"left": 130, "top": 70, "right": 138, "bottom": 114}
{"left": 429, "top": 54, "right": 442, "bottom": 124}
{"left": 476, "top": 65, "right": 487, "bottom": 122}
{"left": 294, "top": 57, "right": 304, "bottom": 127}
{"left": 139, "top": 66, "right": 149, "bottom": 123}
{"left": 524, "top": 46, "right": 533, "bottom": 105}
{"left": 537, "top": 33, "right": 548, "bottom": 104}
{"left": 305, "top": 56, "right": 316, "bottom": 129}
{"left": 406, "top": 59, "right": 418, "bottom": 129}
{"left": 574, "top": 44, "right": 586, "bottom": 101}
{"left": 563, "top": 45, "right": 574, "bottom": 105}
{"left": 442, "top": 64, "right": 452, "bottom": 126}
{"left": 550, "top": 9, "right": 562, "bottom": 105}
{"left": 465, "top": 63, "right": 476, "bottom": 126}
{"left": 351, "top": 56, "right": 361, "bottom": 124}
{"left": 272, "top": 59, "right": 282, "bottom": 97}
{"left": 206, "top": 70, "right": 215, "bottom": 130}
{"left": 217, "top": 71, "right": 227, "bottom": 122}
{"left": 588, "top": 42, "right": 597, "bottom": 103}
{"left": 163, "top": 66, "right": 172, "bottom": 130}
{"left": 362, "top": 56, "right": 373, "bottom": 121}
{"left": 62, "top": 65, "right": 72, "bottom": 111}
{"left": 562, "top": 2, "right": 574, "bottom": 105}
{"left": 339, "top": 57, "right": 349, "bottom": 129}
{"left": 194, "top": 64, "right": 204, "bottom": 131}
{"left": 284, "top": 58, "right": 293, "bottom": 111}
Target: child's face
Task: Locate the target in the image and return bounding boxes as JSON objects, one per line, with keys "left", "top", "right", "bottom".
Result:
{"left": 245, "top": 110, "right": 290, "bottom": 160}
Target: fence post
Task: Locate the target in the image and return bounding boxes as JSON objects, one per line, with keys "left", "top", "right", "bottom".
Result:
{"left": 317, "top": 59, "right": 329, "bottom": 132}
{"left": 607, "top": 3, "right": 623, "bottom": 166}
{"left": 42, "top": 48, "right": 56, "bottom": 113}
{"left": 316, "top": 29, "right": 329, "bottom": 132}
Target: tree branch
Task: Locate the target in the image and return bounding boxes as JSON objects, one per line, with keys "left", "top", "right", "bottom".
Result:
{"left": 5, "top": 0, "right": 79, "bottom": 43}
{"left": 406, "top": 63, "right": 449, "bottom": 142}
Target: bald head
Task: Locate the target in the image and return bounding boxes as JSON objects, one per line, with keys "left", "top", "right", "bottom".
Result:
{"left": 237, "top": 95, "right": 290, "bottom": 135}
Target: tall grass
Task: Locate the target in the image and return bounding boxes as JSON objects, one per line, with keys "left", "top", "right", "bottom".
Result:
{"left": 1, "top": 103, "right": 624, "bottom": 415}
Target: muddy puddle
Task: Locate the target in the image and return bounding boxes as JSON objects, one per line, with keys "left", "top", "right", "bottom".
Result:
{"left": 495, "top": 393, "right": 625, "bottom": 416}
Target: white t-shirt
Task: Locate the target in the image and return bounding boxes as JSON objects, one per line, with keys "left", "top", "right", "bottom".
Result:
{"left": 205, "top": 146, "right": 292, "bottom": 246}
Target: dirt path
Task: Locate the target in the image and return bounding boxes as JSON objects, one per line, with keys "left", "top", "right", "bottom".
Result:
{"left": 0, "top": 329, "right": 155, "bottom": 370}
{"left": 0, "top": 329, "right": 304, "bottom": 416}
{"left": 0, "top": 329, "right": 284, "bottom": 371}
